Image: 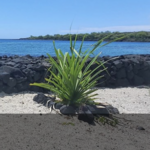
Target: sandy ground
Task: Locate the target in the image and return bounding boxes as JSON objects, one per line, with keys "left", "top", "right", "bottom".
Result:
{"left": 0, "top": 87, "right": 150, "bottom": 150}
{"left": 93, "top": 87, "right": 150, "bottom": 114}
{"left": 0, "top": 91, "right": 52, "bottom": 114}
{"left": 0, "top": 87, "right": 150, "bottom": 114}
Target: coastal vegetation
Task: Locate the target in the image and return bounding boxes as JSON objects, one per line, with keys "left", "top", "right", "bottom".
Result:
{"left": 30, "top": 34, "right": 124, "bottom": 107}
{"left": 29, "top": 34, "right": 124, "bottom": 124}
{"left": 21, "top": 31, "right": 150, "bottom": 42}
{"left": 30, "top": 35, "right": 107, "bottom": 106}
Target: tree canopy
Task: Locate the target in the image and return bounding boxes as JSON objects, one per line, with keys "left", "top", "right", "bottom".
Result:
{"left": 20, "top": 31, "right": 150, "bottom": 42}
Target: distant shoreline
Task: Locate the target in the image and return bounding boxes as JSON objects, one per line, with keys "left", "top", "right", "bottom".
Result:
{"left": 1, "top": 38, "right": 150, "bottom": 42}
{"left": 18, "top": 38, "right": 150, "bottom": 42}
{"left": 19, "top": 31, "right": 150, "bottom": 42}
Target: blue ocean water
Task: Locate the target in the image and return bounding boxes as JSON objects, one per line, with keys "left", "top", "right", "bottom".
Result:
{"left": 0, "top": 39, "right": 150, "bottom": 57}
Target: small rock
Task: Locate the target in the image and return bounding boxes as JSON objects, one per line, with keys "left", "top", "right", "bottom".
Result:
{"left": 54, "top": 103, "right": 63, "bottom": 109}
{"left": 86, "top": 105, "right": 97, "bottom": 114}
{"left": 136, "top": 126, "right": 145, "bottom": 130}
{"left": 60, "top": 105, "right": 76, "bottom": 115}
{"left": 33, "top": 93, "right": 49, "bottom": 105}
{"left": 96, "top": 105, "right": 110, "bottom": 116}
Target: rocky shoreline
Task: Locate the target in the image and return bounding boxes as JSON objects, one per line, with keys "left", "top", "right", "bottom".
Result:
{"left": 0, "top": 54, "right": 150, "bottom": 94}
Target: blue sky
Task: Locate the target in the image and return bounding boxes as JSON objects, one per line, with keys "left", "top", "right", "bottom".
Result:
{"left": 0, "top": 0, "right": 150, "bottom": 39}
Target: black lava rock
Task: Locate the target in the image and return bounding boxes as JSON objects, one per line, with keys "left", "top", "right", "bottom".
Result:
{"left": 0, "top": 66, "right": 25, "bottom": 78}
{"left": 7, "top": 77, "right": 17, "bottom": 87}
{"left": 117, "top": 68, "right": 126, "bottom": 79}
{"left": 54, "top": 103, "right": 63, "bottom": 109}
{"left": 116, "top": 79, "right": 130, "bottom": 87}
{"left": 113, "top": 60, "right": 122, "bottom": 69}
{"left": 0, "top": 72, "right": 10, "bottom": 84}
{"left": 33, "top": 93, "right": 49, "bottom": 105}
{"left": 133, "top": 75, "right": 144, "bottom": 86}
{"left": 0, "top": 54, "right": 150, "bottom": 94}
{"left": 60, "top": 105, "right": 76, "bottom": 115}
{"left": 78, "top": 105, "right": 94, "bottom": 124}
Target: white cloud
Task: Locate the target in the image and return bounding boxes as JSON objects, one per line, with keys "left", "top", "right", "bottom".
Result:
{"left": 60, "top": 25, "right": 150, "bottom": 33}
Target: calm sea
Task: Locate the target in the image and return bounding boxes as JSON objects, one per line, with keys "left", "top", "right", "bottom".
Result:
{"left": 0, "top": 39, "right": 150, "bottom": 57}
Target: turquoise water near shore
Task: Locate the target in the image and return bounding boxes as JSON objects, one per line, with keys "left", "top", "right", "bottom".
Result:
{"left": 0, "top": 39, "right": 150, "bottom": 57}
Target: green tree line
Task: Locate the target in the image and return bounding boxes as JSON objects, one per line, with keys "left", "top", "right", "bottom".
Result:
{"left": 20, "top": 31, "right": 150, "bottom": 42}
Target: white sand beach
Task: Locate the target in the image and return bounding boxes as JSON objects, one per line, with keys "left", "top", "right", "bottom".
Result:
{"left": 0, "top": 87, "right": 150, "bottom": 114}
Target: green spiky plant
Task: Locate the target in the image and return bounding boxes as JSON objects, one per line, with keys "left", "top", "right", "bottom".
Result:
{"left": 30, "top": 34, "right": 124, "bottom": 107}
